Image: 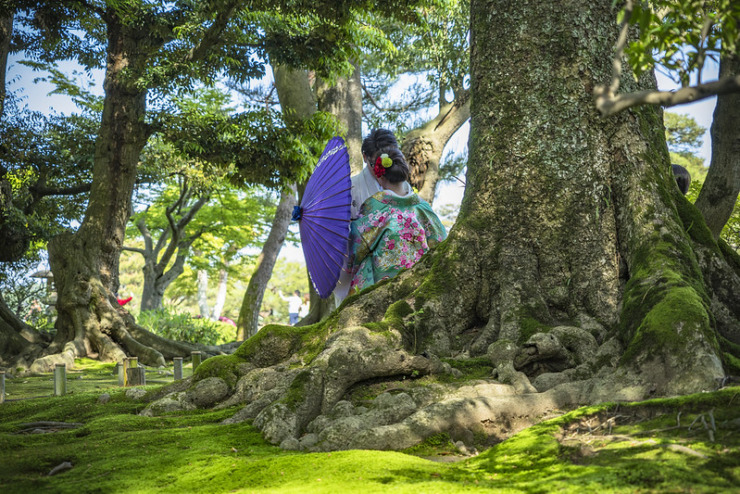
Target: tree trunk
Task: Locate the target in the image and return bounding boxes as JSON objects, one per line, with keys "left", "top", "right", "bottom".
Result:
{"left": 236, "top": 187, "right": 296, "bottom": 340}
{"left": 693, "top": 51, "right": 740, "bottom": 239}
{"left": 273, "top": 64, "right": 337, "bottom": 324}
{"left": 402, "top": 98, "right": 470, "bottom": 204}
{"left": 0, "top": 11, "right": 12, "bottom": 118}
{"left": 210, "top": 266, "right": 229, "bottom": 320}
{"left": 197, "top": 268, "right": 210, "bottom": 317}
{"left": 316, "top": 64, "right": 364, "bottom": 174}
{"left": 38, "top": 16, "right": 216, "bottom": 372}
{"left": 136, "top": 195, "right": 207, "bottom": 311}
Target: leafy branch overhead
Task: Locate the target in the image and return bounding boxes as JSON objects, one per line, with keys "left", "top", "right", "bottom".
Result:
{"left": 595, "top": 0, "right": 740, "bottom": 116}
{"left": 159, "top": 102, "right": 344, "bottom": 189}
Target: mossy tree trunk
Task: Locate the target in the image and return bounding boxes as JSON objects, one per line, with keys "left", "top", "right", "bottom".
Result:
{"left": 424, "top": 0, "right": 736, "bottom": 393}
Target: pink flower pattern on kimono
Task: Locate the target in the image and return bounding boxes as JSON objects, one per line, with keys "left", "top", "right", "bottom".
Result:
{"left": 348, "top": 190, "right": 447, "bottom": 294}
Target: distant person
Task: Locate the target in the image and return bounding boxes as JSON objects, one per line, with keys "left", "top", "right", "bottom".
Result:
{"left": 335, "top": 129, "right": 413, "bottom": 305}
{"left": 298, "top": 294, "right": 309, "bottom": 319}
{"left": 348, "top": 147, "right": 447, "bottom": 294}
{"left": 672, "top": 164, "right": 691, "bottom": 195}
{"left": 279, "top": 290, "right": 302, "bottom": 325}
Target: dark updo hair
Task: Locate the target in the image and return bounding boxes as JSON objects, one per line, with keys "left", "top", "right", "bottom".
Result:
{"left": 362, "top": 129, "right": 399, "bottom": 158}
{"left": 373, "top": 147, "right": 409, "bottom": 184}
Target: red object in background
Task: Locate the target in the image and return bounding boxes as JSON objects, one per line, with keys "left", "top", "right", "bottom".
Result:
{"left": 117, "top": 296, "right": 133, "bottom": 306}
{"left": 218, "top": 316, "right": 236, "bottom": 326}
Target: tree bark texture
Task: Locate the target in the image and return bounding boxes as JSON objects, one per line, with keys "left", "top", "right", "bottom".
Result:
{"left": 315, "top": 64, "right": 364, "bottom": 174}
{"left": 237, "top": 187, "right": 296, "bottom": 340}
{"left": 0, "top": 12, "right": 12, "bottom": 118}
{"left": 197, "top": 268, "right": 210, "bottom": 317}
{"left": 402, "top": 98, "right": 470, "bottom": 204}
{"left": 694, "top": 51, "right": 740, "bottom": 239}
{"left": 210, "top": 265, "right": 229, "bottom": 320}
{"left": 442, "top": 0, "right": 734, "bottom": 393}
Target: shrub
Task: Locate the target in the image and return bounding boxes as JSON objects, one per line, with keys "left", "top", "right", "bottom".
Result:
{"left": 138, "top": 308, "right": 233, "bottom": 345}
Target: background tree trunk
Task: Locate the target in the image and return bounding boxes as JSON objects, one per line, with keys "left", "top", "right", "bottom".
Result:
{"left": 402, "top": 98, "right": 470, "bottom": 203}
{"left": 135, "top": 193, "right": 207, "bottom": 311}
{"left": 693, "top": 51, "right": 740, "bottom": 239}
{"left": 196, "top": 268, "right": 210, "bottom": 317}
{"left": 210, "top": 265, "right": 229, "bottom": 320}
{"left": 46, "top": 29, "right": 150, "bottom": 366}
{"left": 40, "top": 18, "right": 214, "bottom": 370}
{"left": 0, "top": 11, "right": 12, "bottom": 118}
{"left": 316, "top": 63, "right": 363, "bottom": 174}
{"left": 236, "top": 187, "right": 296, "bottom": 340}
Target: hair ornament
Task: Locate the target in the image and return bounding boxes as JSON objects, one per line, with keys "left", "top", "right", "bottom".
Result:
{"left": 373, "top": 153, "right": 393, "bottom": 178}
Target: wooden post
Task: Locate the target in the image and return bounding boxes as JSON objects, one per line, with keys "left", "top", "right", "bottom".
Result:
{"left": 117, "top": 362, "right": 125, "bottom": 387}
{"left": 122, "top": 358, "right": 130, "bottom": 387}
{"left": 54, "top": 364, "right": 66, "bottom": 396}
{"left": 0, "top": 371, "right": 5, "bottom": 404}
{"left": 173, "top": 357, "right": 183, "bottom": 380}
{"left": 191, "top": 351, "right": 202, "bottom": 372}
{"left": 126, "top": 357, "right": 144, "bottom": 386}
{"left": 126, "top": 367, "right": 146, "bottom": 386}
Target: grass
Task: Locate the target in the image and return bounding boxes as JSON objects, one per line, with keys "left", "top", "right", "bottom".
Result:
{"left": 1, "top": 360, "right": 739, "bottom": 493}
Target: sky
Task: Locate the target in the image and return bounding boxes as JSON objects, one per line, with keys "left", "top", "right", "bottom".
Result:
{"left": 5, "top": 53, "right": 718, "bottom": 266}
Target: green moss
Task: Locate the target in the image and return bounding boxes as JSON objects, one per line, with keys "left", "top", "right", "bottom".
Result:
{"left": 192, "top": 354, "right": 241, "bottom": 388}
{"left": 440, "top": 357, "right": 494, "bottom": 380}
{"left": 383, "top": 300, "right": 414, "bottom": 336}
{"left": 674, "top": 192, "right": 720, "bottom": 254}
{"left": 719, "top": 238, "right": 740, "bottom": 274}
{"left": 622, "top": 286, "right": 714, "bottom": 364}
{"left": 234, "top": 321, "right": 332, "bottom": 366}
{"left": 722, "top": 352, "right": 740, "bottom": 375}
{"left": 362, "top": 321, "right": 390, "bottom": 332}
{"left": 402, "top": 432, "right": 459, "bottom": 457}
{"left": 283, "top": 370, "right": 312, "bottom": 411}
{"left": 518, "top": 315, "right": 552, "bottom": 344}
{"left": 618, "top": 229, "right": 713, "bottom": 363}
{"left": 2, "top": 363, "right": 739, "bottom": 493}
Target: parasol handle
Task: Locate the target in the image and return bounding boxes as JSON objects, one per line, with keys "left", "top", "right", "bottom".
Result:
{"left": 291, "top": 206, "right": 302, "bottom": 221}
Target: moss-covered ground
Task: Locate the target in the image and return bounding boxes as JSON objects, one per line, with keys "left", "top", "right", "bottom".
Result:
{"left": 1, "top": 359, "right": 738, "bottom": 493}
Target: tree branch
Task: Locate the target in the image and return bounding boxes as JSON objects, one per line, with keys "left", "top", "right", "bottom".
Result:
{"left": 185, "top": 1, "right": 240, "bottom": 63}
{"left": 136, "top": 214, "right": 154, "bottom": 256}
{"left": 596, "top": 74, "right": 740, "bottom": 116}
{"left": 156, "top": 195, "right": 208, "bottom": 274}
{"left": 121, "top": 246, "right": 146, "bottom": 255}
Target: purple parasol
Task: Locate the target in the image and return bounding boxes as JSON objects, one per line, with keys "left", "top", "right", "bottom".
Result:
{"left": 292, "top": 137, "right": 352, "bottom": 298}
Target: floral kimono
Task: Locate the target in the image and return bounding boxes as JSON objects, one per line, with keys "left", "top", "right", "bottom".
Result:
{"left": 348, "top": 190, "right": 447, "bottom": 294}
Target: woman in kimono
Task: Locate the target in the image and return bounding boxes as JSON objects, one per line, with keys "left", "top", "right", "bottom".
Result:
{"left": 348, "top": 147, "right": 447, "bottom": 295}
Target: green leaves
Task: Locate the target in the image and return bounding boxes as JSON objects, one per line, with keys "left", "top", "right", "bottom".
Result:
{"left": 620, "top": 0, "right": 740, "bottom": 84}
